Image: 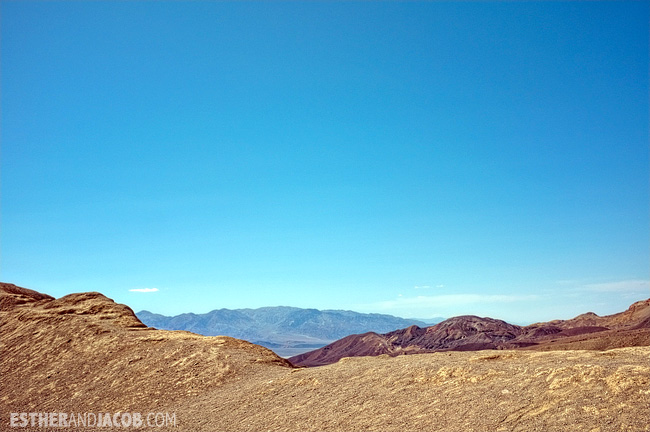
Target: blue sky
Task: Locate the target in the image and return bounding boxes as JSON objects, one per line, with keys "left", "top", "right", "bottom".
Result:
{"left": 2, "top": 1, "right": 648, "bottom": 323}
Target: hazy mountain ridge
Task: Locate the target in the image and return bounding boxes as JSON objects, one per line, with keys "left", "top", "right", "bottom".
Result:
{"left": 290, "top": 300, "right": 650, "bottom": 366}
{"left": 137, "top": 307, "right": 432, "bottom": 357}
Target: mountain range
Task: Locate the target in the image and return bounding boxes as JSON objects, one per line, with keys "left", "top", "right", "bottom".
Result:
{"left": 289, "top": 299, "right": 650, "bottom": 366}
{"left": 137, "top": 307, "right": 440, "bottom": 357}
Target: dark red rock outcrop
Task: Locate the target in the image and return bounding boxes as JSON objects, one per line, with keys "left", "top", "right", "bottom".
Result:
{"left": 290, "top": 315, "right": 525, "bottom": 367}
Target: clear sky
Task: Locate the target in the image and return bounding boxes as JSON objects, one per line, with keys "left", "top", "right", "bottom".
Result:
{"left": 2, "top": 1, "right": 648, "bottom": 324}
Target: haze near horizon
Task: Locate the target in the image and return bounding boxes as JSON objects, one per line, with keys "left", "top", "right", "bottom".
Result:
{"left": 2, "top": 1, "right": 648, "bottom": 323}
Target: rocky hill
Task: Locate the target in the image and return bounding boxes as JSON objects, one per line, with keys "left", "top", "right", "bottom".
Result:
{"left": 0, "top": 282, "right": 290, "bottom": 416}
{"left": 137, "top": 307, "right": 430, "bottom": 357}
{"left": 290, "top": 299, "right": 650, "bottom": 366}
{"left": 2, "top": 282, "right": 648, "bottom": 432}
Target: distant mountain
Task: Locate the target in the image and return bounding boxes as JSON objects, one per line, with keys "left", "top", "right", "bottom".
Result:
{"left": 136, "top": 307, "right": 432, "bottom": 357}
{"left": 289, "top": 299, "right": 650, "bottom": 366}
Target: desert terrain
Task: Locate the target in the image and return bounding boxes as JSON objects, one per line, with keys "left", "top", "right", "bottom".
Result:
{"left": 1, "top": 282, "right": 649, "bottom": 431}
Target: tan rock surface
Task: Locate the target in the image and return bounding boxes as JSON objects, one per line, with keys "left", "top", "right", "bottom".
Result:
{"left": 183, "top": 348, "right": 650, "bottom": 432}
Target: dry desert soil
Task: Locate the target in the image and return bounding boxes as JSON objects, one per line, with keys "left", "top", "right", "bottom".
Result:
{"left": 1, "top": 282, "right": 649, "bottom": 432}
